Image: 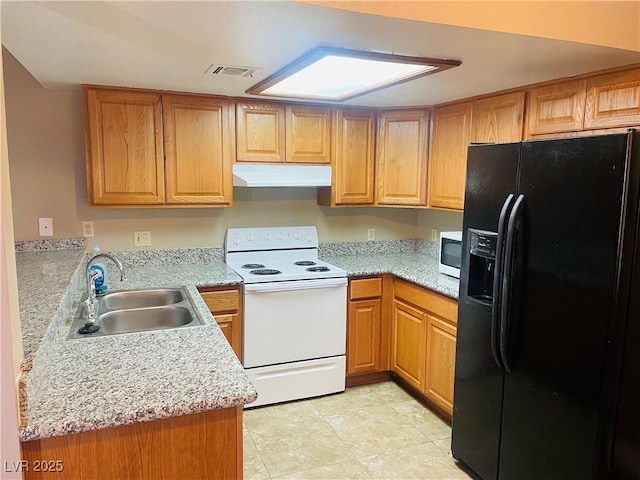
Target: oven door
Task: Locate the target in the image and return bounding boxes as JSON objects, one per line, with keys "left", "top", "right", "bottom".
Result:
{"left": 243, "top": 277, "right": 347, "bottom": 368}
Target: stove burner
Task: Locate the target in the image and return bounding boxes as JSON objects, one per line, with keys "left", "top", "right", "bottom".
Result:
{"left": 294, "top": 261, "right": 317, "bottom": 266}
{"left": 306, "top": 266, "right": 330, "bottom": 272}
{"left": 250, "top": 269, "right": 282, "bottom": 275}
{"left": 242, "top": 263, "right": 265, "bottom": 269}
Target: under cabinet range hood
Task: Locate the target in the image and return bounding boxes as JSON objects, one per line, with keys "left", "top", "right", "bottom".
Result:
{"left": 232, "top": 164, "right": 331, "bottom": 187}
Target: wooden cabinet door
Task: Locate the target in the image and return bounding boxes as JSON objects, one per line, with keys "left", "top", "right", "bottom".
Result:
{"left": 236, "top": 101, "right": 285, "bottom": 162}
{"left": 429, "top": 103, "right": 472, "bottom": 210}
{"left": 286, "top": 105, "right": 331, "bottom": 164}
{"left": 471, "top": 91, "right": 525, "bottom": 143}
{"left": 84, "top": 88, "right": 165, "bottom": 205}
{"left": 199, "top": 288, "right": 242, "bottom": 362}
{"left": 163, "top": 95, "right": 233, "bottom": 205}
{"left": 347, "top": 299, "right": 382, "bottom": 375}
{"left": 333, "top": 109, "right": 376, "bottom": 205}
{"left": 391, "top": 299, "right": 427, "bottom": 391}
{"left": 584, "top": 69, "right": 640, "bottom": 129}
{"left": 526, "top": 79, "right": 586, "bottom": 136}
{"left": 425, "top": 315, "right": 457, "bottom": 415}
{"left": 377, "top": 110, "right": 429, "bottom": 206}
{"left": 215, "top": 313, "right": 242, "bottom": 360}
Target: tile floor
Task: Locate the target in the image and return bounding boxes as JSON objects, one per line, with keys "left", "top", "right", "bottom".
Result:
{"left": 243, "top": 381, "right": 475, "bottom": 479}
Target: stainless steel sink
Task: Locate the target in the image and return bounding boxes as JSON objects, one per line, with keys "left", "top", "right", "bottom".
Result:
{"left": 100, "top": 288, "right": 184, "bottom": 310}
{"left": 99, "top": 306, "right": 193, "bottom": 334}
{"left": 69, "top": 287, "right": 204, "bottom": 338}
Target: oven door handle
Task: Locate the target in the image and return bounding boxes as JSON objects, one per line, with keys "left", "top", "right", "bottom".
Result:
{"left": 244, "top": 278, "right": 347, "bottom": 293}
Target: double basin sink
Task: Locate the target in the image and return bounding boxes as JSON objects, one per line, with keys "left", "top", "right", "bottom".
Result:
{"left": 69, "top": 287, "right": 204, "bottom": 338}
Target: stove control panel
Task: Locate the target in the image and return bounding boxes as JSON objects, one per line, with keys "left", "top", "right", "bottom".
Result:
{"left": 225, "top": 226, "right": 319, "bottom": 252}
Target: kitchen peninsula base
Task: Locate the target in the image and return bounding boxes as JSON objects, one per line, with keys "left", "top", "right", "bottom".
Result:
{"left": 20, "top": 406, "right": 243, "bottom": 480}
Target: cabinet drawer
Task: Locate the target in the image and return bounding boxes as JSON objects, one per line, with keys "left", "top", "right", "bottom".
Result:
{"left": 350, "top": 277, "right": 382, "bottom": 300}
{"left": 394, "top": 280, "right": 457, "bottom": 324}
{"left": 200, "top": 290, "right": 239, "bottom": 313}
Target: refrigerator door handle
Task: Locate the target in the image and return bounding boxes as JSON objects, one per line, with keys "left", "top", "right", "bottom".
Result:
{"left": 500, "top": 194, "right": 525, "bottom": 373}
{"left": 491, "top": 193, "right": 515, "bottom": 368}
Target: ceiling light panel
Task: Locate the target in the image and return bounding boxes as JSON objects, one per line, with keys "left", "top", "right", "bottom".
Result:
{"left": 247, "top": 47, "right": 461, "bottom": 101}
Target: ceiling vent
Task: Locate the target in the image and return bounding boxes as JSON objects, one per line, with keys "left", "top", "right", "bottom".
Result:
{"left": 205, "top": 64, "right": 262, "bottom": 78}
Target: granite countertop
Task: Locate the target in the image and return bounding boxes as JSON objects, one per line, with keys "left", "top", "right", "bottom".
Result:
{"left": 16, "top": 248, "right": 87, "bottom": 365}
{"left": 17, "top": 248, "right": 255, "bottom": 442}
{"left": 324, "top": 252, "right": 460, "bottom": 299}
{"left": 16, "top": 239, "right": 458, "bottom": 442}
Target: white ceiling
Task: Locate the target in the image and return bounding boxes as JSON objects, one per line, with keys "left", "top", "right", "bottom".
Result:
{"left": 2, "top": 1, "right": 639, "bottom": 107}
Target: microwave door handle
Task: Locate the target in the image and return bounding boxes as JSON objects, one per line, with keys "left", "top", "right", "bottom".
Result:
{"left": 491, "top": 193, "right": 515, "bottom": 369}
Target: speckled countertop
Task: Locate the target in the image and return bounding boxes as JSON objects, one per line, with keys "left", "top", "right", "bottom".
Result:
{"left": 325, "top": 252, "right": 460, "bottom": 299}
{"left": 16, "top": 248, "right": 87, "bottom": 365}
{"left": 16, "top": 245, "right": 255, "bottom": 442}
{"left": 16, "top": 239, "right": 459, "bottom": 442}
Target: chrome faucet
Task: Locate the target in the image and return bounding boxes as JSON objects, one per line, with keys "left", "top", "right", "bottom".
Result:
{"left": 85, "top": 253, "right": 126, "bottom": 322}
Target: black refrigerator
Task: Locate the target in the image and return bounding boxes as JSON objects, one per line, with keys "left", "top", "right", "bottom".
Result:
{"left": 451, "top": 132, "right": 640, "bottom": 480}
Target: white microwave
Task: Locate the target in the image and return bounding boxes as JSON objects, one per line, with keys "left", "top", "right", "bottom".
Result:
{"left": 439, "top": 231, "right": 462, "bottom": 278}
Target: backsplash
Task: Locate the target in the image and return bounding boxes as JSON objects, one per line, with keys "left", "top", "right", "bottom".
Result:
{"left": 319, "top": 239, "right": 438, "bottom": 257}
{"left": 14, "top": 238, "right": 85, "bottom": 252}
{"left": 15, "top": 238, "right": 439, "bottom": 262}
{"left": 101, "top": 247, "right": 224, "bottom": 267}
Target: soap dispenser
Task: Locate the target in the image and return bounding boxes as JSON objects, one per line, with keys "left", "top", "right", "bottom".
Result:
{"left": 91, "top": 246, "right": 107, "bottom": 294}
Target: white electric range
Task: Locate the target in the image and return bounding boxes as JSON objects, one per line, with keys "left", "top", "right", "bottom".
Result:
{"left": 225, "top": 226, "right": 347, "bottom": 408}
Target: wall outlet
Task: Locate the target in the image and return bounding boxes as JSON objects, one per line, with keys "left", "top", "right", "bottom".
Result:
{"left": 431, "top": 229, "right": 438, "bottom": 242}
{"left": 82, "top": 221, "right": 94, "bottom": 238}
{"left": 39, "top": 218, "right": 53, "bottom": 237}
{"left": 367, "top": 228, "right": 376, "bottom": 241}
{"left": 133, "top": 231, "right": 151, "bottom": 247}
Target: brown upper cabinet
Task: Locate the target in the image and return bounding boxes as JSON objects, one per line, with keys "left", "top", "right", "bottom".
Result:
{"left": 376, "top": 109, "right": 430, "bottom": 206}
{"left": 526, "top": 68, "right": 640, "bottom": 138}
{"left": 84, "top": 88, "right": 165, "bottom": 205}
{"left": 584, "top": 69, "right": 640, "bottom": 129}
{"left": 318, "top": 109, "right": 376, "bottom": 206}
{"left": 429, "top": 92, "right": 524, "bottom": 211}
{"left": 85, "top": 66, "right": 638, "bottom": 210}
{"left": 286, "top": 105, "right": 331, "bottom": 163}
{"left": 525, "top": 79, "right": 587, "bottom": 137}
{"left": 163, "top": 94, "right": 234, "bottom": 205}
{"left": 84, "top": 87, "right": 234, "bottom": 207}
{"left": 236, "top": 101, "right": 331, "bottom": 164}
{"left": 429, "top": 103, "right": 472, "bottom": 210}
{"left": 235, "top": 101, "right": 285, "bottom": 162}
{"left": 471, "top": 92, "right": 526, "bottom": 143}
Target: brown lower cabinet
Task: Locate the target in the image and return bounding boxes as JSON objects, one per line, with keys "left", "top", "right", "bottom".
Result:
{"left": 346, "top": 276, "right": 393, "bottom": 385}
{"left": 21, "top": 406, "right": 243, "bottom": 480}
{"left": 198, "top": 285, "right": 243, "bottom": 362}
{"left": 392, "top": 279, "right": 458, "bottom": 417}
{"left": 347, "top": 275, "right": 458, "bottom": 419}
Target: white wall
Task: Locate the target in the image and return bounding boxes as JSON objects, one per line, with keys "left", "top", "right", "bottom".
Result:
{"left": 417, "top": 209, "right": 463, "bottom": 239}
{"left": 0, "top": 39, "right": 24, "bottom": 480}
